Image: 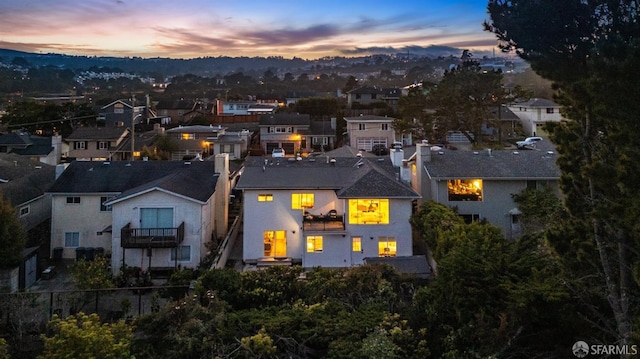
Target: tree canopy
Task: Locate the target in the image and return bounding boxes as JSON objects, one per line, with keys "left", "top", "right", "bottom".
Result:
{"left": 0, "top": 193, "right": 26, "bottom": 270}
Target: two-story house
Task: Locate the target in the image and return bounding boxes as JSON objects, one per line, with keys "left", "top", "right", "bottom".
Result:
{"left": 97, "top": 98, "right": 147, "bottom": 128}
{"left": 235, "top": 154, "right": 420, "bottom": 268}
{"left": 164, "top": 124, "right": 251, "bottom": 160}
{"left": 259, "top": 114, "right": 311, "bottom": 155}
{"left": 154, "top": 99, "right": 199, "bottom": 124}
{"left": 216, "top": 100, "right": 277, "bottom": 115}
{"left": 346, "top": 86, "right": 402, "bottom": 110}
{"left": 410, "top": 142, "right": 561, "bottom": 238}
{"left": 47, "top": 156, "right": 230, "bottom": 275}
{"left": 507, "top": 98, "right": 564, "bottom": 137}
{"left": 66, "top": 127, "right": 131, "bottom": 161}
{"left": 344, "top": 115, "right": 399, "bottom": 152}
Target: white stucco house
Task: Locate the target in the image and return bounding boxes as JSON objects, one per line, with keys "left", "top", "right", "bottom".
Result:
{"left": 47, "top": 156, "right": 230, "bottom": 275}
{"left": 235, "top": 150, "right": 420, "bottom": 269}
{"left": 507, "top": 98, "right": 564, "bottom": 137}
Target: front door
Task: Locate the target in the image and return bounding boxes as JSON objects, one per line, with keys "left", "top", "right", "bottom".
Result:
{"left": 264, "top": 230, "right": 287, "bottom": 257}
{"left": 350, "top": 236, "right": 365, "bottom": 265}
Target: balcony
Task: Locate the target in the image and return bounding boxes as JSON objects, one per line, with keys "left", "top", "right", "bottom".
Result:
{"left": 302, "top": 210, "right": 345, "bottom": 231}
{"left": 121, "top": 222, "right": 185, "bottom": 248}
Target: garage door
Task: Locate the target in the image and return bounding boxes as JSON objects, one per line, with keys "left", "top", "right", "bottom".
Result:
{"left": 266, "top": 142, "right": 279, "bottom": 153}
{"left": 356, "top": 138, "right": 387, "bottom": 151}
{"left": 282, "top": 143, "right": 295, "bottom": 155}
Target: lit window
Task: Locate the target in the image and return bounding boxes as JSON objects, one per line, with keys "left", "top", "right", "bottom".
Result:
{"left": 378, "top": 237, "right": 396, "bottom": 257}
{"left": 447, "top": 179, "right": 483, "bottom": 201}
{"left": 264, "top": 230, "right": 287, "bottom": 257}
{"left": 258, "top": 194, "right": 273, "bottom": 202}
{"left": 348, "top": 199, "right": 389, "bottom": 224}
{"left": 306, "top": 236, "right": 323, "bottom": 252}
{"left": 181, "top": 133, "right": 195, "bottom": 140}
{"left": 292, "top": 193, "right": 314, "bottom": 209}
{"left": 66, "top": 196, "right": 81, "bottom": 204}
{"left": 64, "top": 232, "right": 80, "bottom": 247}
{"left": 352, "top": 237, "right": 362, "bottom": 252}
{"left": 171, "top": 245, "right": 191, "bottom": 261}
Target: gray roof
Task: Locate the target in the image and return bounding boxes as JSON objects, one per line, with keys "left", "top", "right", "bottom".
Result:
{"left": 344, "top": 115, "right": 396, "bottom": 122}
{"left": 511, "top": 98, "right": 559, "bottom": 108}
{"left": 423, "top": 148, "right": 561, "bottom": 179}
{"left": 0, "top": 153, "right": 56, "bottom": 206}
{"left": 236, "top": 155, "right": 419, "bottom": 199}
{"left": 47, "top": 160, "right": 219, "bottom": 203}
{"left": 66, "top": 127, "right": 128, "bottom": 140}
{"left": 259, "top": 114, "right": 311, "bottom": 126}
{"left": 364, "top": 255, "right": 431, "bottom": 278}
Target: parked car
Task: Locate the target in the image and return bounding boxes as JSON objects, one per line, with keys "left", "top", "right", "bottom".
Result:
{"left": 516, "top": 136, "right": 543, "bottom": 149}
{"left": 272, "top": 148, "right": 285, "bottom": 157}
{"left": 371, "top": 144, "right": 388, "bottom": 156}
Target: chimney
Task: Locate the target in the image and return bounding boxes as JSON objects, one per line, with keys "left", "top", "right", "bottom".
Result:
{"left": 390, "top": 147, "right": 403, "bottom": 167}
{"left": 214, "top": 153, "right": 230, "bottom": 240}
{"left": 400, "top": 159, "right": 411, "bottom": 183}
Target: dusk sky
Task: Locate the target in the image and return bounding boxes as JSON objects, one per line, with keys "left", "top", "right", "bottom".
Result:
{"left": 0, "top": 0, "right": 498, "bottom": 60}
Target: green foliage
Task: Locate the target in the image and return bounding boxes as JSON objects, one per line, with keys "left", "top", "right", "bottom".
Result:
{"left": 39, "top": 312, "right": 134, "bottom": 359}
{"left": 511, "top": 186, "right": 565, "bottom": 235}
{"left": 292, "top": 98, "right": 339, "bottom": 119}
{"left": 0, "top": 338, "right": 7, "bottom": 359}
{"left": 0, "top": 192, "right": 26, "bottom": 269}
{"left": 410, "top": 201, "right": 465, "bottom": 261}
{"left": 152, "top": 135, "right": 179, "bottom": 159}
{"left": 162, "top": 268, "right": 194, "bottom": 300}
{"left": 70, "top": 256, "right": 115, "bottom": 290}
{"left": 239, "top": 328, "right": 277, "bottom": 357}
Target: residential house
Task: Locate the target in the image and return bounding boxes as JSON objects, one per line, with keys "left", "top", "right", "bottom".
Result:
{"left": 300, "top": 120, "right": 337, "bottom": 152}
{"left": 216, "top": 100, "right": 277, "bottom": 115}
{"left": 508, "top": 98, "right": 564, "bottom": 137}
{"left": 46, "top": 156, "right": 230, "bottom": 275}
{"left": 155, "top": 99, "right": 199, "bottom": 124}
{"left": 344, "top": 115, "right": 399, "bottom": 152}
{"left": 346, "top": 86, "right": 402, "bottom": 110}
{"left": 164, "top": 124, "right": 251, "bottom": 160}
{"left": 0, "top": 154, "right": 57, "bottom": 290}
{"left": 0, "top": 131, "right": 63, "bottom": 165}
{"left": 97, "top": 98, "right": 147, "bottom": 128}
{"left": 259, "top": 114, "right": 311, "bottom": 155}
{"left": 235, "top": 153, "right": 420, "bottom": 268}
{"left": 66, "top": 127, "right": 131, "bottom": 161}
{"left": 410, "top": 142, "right": 561, "bottom": 238}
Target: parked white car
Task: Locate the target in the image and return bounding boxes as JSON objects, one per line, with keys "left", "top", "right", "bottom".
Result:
{"left": 516, "top": 136, "right": 543, "bottom": 149}
{"left": 271, "top": 148, "right": 285, "bottom": 157}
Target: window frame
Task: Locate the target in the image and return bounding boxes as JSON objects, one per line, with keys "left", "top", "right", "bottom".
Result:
{"left": 292, "top": 193, "right": 314, "bottom": 209}
{"left": 306, "top": 236, "right": 323, "bottom": 253}
{"left": 352, "top": 237, "right": 362, "bottom": 252}
{"left": 64, "top": 232, "right": 80, "bottom": 247}
{"left": 378, "top": 237, "right": 397, "bottom": 257}
{"left": 100, "top": 196, "right": 114, "bottom": 212}
{"left": 19, "top": 206, "right": 30, "bottom": 217}
{"left": 447, "top": 179, "right": 483, "bottom": 202}
{"left": 66, "top": 196, "right": 81, "bottom": 204}
{"left": 258, "top": 194, "right": 273, "bottom": 202}
{"left": 171, "top": 245, "right": 191, "bottom": 261}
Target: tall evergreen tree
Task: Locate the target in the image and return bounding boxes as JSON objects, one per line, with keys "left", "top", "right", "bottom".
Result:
{"left": 0, "top": 193, "right": 26, "bottom": 269}
{"left": 485, "top": 0, "right": 640, "bottom": 348}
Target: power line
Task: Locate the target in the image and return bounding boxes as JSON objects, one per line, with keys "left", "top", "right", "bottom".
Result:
{"left": 6, "top": 114, "right": 98, "bottom": 128}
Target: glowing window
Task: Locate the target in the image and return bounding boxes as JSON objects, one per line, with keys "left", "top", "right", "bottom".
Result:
{"left": 378, "top": 237, "right": 396, "bottom": 257}
{"left": 292, "top": 193, "right": 314, "bottom": 209}
{"left": 348, "top": 199, "right": 389, "bottom": 224}
{"left": 258, "top": 194, "right": 273, "bottom": 202}
{"left": 306, "top": 236, "right": 323, "bottom": 253}
{"left": 181, "top": 133, "right": 195, "bottom": 140}
{"left": 447, "top": 179, "right": 483, "bottom": 201}
{"left": 263, "top": 230, "right": 287, "bottom": 257}
{"left": 352, "top": 237, "right": 362, "bottom": 252}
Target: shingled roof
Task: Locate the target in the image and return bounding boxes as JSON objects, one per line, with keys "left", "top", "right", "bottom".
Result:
{"left": 47, "top": 160, "right": 219, "bottom": 203}
{"left": 423, "top": 148, "right": 561, "bottom": 180}
{"left": 0, "top": 153, "right": 56, "bottom": 206}
{"left": 236, "top": 155, "right": 419, "bottom": 199}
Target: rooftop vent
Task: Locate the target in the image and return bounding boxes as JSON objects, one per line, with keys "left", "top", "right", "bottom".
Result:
{"left": 330, "top": 158, "right": 336, "bottom": 164}
{"left": 103, "top": 161, "right": 110, "bottom": 165}
{"left": 184, "top": 161, "right": 191, "bottom": 165}
{"left": 308, "top": 158, "right": 316, "bottom": 162}
{"left": 512, "top": 151, "right": 520, "bottom": 155}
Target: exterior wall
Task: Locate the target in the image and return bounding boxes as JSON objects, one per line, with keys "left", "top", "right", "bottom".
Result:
{"left": 215, "top": 142, "right": 243, "bottom": 160}
{"left": 259, "top": 128, "right": 304, "bottom": 154}
{"left": 68, "top": 134, "right": 128, "bottom": 161}
{"left": 431, "top": 178, "right": 559, "bottom": 237}
{"left": 345, "top": 120, "right": 396, "bottom": 151}
{"left": 509, "top": 105, "right": 563, "bottom": 137}
{"left": 243, "top": 189, "right": 413, "bottom": 268}
{"left": 303, "top": 198, "right": 413, "bottom": 268}
{"left": 243, "top": 189, "right": 345, "bottom": 264}
{"left": 16, "top": 194, "right": 51, "bottom": 232}
{"left": 110, "top": 191, "right": 212, "bottom": 274}
{"left": 50, "top": 194, "right": 114, "bottom": 259}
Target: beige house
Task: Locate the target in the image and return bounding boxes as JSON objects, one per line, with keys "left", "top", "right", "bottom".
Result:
{"left": 508, "top": 98, "right": 564, "bottom": 137}
{"left": 66, "top": 127, "right": 131, "bottom": 161}
{"left": 344, "top": 115, "right": 399, "bottom": 152}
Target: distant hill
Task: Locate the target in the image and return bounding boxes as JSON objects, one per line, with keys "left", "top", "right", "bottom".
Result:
{"left": 0, "top": 45, "right": 489, "bottom": 77}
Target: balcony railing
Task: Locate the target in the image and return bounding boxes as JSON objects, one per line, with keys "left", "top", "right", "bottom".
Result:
{"left": 121, "top": 222, "right": 185, "bottom": 248}
{"left": 302, "top": 211, "right": 345, "bottom": 231}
